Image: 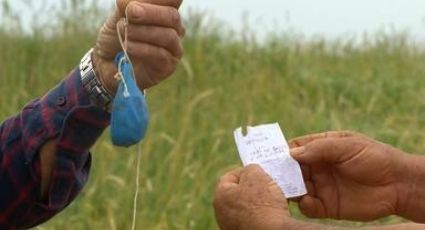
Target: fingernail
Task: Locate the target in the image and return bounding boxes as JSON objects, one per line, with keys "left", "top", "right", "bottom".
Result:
{"left": 290, "top": 146, "right": 306, "bottom": 157}
{"left": 131, "top": 3, "right": 144, "bottom": 18}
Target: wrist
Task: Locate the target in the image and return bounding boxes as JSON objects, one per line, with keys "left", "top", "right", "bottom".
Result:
{"left": 92, "top": 47, "right": 119, "bottom": 95}
{"left": 80, "top": 49, "right": 114, "bottom": 111}
{"left": 395, "top": 152, "right": 425, "bottom": 222}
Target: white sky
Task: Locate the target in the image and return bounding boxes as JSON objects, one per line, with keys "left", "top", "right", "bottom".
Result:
{"left": 5, "top": 0, "right": 425, "bottom": 39}
{"left": 182, "top": 0, "right": 425, "bottom": 39}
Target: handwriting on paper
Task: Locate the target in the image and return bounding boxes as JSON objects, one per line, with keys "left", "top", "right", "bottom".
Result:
{"left": 234, "top": 123, "right": 307, "bottom": 198}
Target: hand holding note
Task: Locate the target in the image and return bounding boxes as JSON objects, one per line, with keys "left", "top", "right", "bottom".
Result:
{"left": 234, "top": 123, "right": 307, "bottom": 198}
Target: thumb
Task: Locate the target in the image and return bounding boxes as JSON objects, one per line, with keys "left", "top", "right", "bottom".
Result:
{"left": 117, "top": 0, "right": 131, "bottom": 16}
{"left": 240, "top": 164, "right": 272, "bottom": 186}
{"left": 95, "top": 1, "right": 144, "bottom": 60}
{"left": 94, "top": 10, "right": 123, "bottom": 60}
{"left": 290, "top": 138, "right": 357, "bottom": 165}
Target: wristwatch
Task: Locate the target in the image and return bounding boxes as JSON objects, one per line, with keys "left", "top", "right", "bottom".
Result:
{"left": 80, "top": 48, "right": 113, "bottom": 111}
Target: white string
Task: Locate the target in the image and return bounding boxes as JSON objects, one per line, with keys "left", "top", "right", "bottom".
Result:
{"left": 117, "top": 56, "right": 130, "bottom": 98}
{"left": 116, "top": 7, "right": 136, "bottom": 81}
{"left": 116, "top": 6, "right": 143, "bottom": 230}
{"left": 131, "top": 143, "right": 142, "bottom": 230}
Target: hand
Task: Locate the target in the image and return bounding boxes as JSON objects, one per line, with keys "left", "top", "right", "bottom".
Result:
{"left": 289, "top": 131, "right": 407, "bottom": 221}
{"left": 213, "top": 165, "right": 291, "bottom": 230}
{"left": 94, "top": 0, "right": 185, "bottom": 93}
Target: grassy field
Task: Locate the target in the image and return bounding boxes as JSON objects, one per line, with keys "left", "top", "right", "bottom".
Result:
{"left": 1, "top": 2, "right": 425, "bottom": 230}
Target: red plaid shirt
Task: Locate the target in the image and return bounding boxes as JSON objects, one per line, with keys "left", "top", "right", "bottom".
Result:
{"left": 0, "top": 68, "right": 110, "bottom": 229}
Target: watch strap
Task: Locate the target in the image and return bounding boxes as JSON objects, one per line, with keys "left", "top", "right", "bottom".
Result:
{"left": 80, "top": 49, "right": 113, "bottom": 111}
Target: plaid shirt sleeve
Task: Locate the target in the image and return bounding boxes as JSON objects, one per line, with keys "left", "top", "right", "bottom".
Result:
{"left": 0, "top": 67, "right": 110, "bottom": 229}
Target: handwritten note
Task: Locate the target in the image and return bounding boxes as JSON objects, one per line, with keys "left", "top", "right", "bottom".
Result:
{"left": 234, "top": 123, "right": 307, "bottom": 198}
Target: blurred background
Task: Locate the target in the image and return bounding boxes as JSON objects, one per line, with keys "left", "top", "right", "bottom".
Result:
{"left": 5, "top": 0, "right": 425, "bottom": 39}
{"left": 1, "top": 0, "right": 425, "bottom": 229}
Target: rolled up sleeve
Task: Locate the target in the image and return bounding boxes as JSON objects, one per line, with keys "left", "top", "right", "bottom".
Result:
{"left": 0, "top": 68, "right": 110, "bottom": 229}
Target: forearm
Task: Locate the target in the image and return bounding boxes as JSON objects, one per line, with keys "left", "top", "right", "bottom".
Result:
{"left": 396, "top": 154, "right": 425, "bottom": 222}
{"left": 40, "top": 140, "right": 56, "bottom": 198}
{"left": 0, "top": 67, "right": 109, "bottom": 229}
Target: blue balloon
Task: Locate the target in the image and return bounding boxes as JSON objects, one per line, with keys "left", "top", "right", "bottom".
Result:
{"left": 110, "top": 52, "right": 149, "bottom": 147}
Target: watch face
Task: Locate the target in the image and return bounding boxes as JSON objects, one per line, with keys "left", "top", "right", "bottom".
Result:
{"left": 80, "top": 50, "right": 94, "bottom": 78}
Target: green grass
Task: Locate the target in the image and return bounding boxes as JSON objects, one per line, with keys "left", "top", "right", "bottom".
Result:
{"left": 1, "top": 3, "right": 425, "bottom": 230}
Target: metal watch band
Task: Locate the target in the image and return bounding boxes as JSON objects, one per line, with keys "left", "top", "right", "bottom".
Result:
{"left": 80, "top": 49, "right": 113, "bottom": 111}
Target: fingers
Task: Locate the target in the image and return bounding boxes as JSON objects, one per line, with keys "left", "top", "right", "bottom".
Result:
{"left": 128, "top": 40, "right": 178, "bottom": 64}
{"left": 288, "top": 131, "right": 356, "bottom": 148}
{"left": 95, "top": 12, "right": 124, "bottom": 60}
{"left": 126, "top": 2, "right": 185, "bottom": 36}
{"left": 214, "top": 169, "right": 242, "bottom": 200}
{"left": 127, "top": 25, "right": 183, "bottom": 58}
{"left": 300, "top": 164, "right": 311, "bottom": 181}
{"left": 305, "top": 181, "right": 316, "bottom": 196}
{"left": 290, "top": 137, "right": 367, "bottom": 165}
{"left": 298, "top": 195, "right": 326, "bottom": 218}
{"left": 290, "top": 171, "right": 313, "bottom": 203}
{"left": 113, "top": 1, "right": 184, "bottom": 89}
{"left": 117, "top": 0, "right": 183, "bottom": 14}
{"left": 290, "top": 138, "right": 346, "bottom": 164}
{"left": 214, "top": 169, "right": 242, "bottom": 208}
{"left": 240, "top": 164, "right": 272, "bottom": 186}
{"left": 219, "top": 168, "right": 243, "bottom": 185}
{"left": 220, "top": 165, "right": 273, "bottom": 187}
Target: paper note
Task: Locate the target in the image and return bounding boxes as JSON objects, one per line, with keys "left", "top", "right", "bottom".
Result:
{"left": 233, "top": 123, "right": 307, "bottom": 198}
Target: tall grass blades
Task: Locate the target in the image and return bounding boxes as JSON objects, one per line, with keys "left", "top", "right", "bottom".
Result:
{"left": 1, "top": 0, "right": 425, "bottom": 229}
